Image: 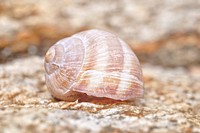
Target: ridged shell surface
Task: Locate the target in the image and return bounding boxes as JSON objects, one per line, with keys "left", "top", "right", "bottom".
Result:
{"left": 44, "top": 29, "right": 144, "bottom": 101}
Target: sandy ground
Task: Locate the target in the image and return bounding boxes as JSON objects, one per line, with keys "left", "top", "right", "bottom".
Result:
{"left": 0, "top": 56, "right": 199, "bottom": 133}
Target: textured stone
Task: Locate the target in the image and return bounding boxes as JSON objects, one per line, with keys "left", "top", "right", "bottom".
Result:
{"left": 0, "top": 56, "right": 199, "bottom": 133}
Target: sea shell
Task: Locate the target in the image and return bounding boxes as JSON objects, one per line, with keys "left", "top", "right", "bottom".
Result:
{"left": 44, "top": 29, "right": 144, "bottom": 101}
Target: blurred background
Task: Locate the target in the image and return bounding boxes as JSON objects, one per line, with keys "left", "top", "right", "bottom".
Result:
{"left": 0, "top": 0, "right": 200, "bottom": 67}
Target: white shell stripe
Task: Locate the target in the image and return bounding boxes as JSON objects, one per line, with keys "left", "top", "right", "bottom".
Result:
{"left": 85, "top": 36, "right": 109, "bottom": 92}
{"left": 116, "top": 43, "right": 134, "bottom": 96}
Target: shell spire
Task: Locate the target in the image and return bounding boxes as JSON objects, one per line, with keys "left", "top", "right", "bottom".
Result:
{"left": 44, "top": 29, "right": 144, "bottom": 101}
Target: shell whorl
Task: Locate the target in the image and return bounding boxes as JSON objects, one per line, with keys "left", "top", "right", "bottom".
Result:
{"left": 44, "top": 29, "right": 144, "bottom": 101}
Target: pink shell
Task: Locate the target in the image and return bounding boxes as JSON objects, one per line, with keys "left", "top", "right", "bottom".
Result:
{"left": 44, "top": 29, "right": 144, "bottom": 101}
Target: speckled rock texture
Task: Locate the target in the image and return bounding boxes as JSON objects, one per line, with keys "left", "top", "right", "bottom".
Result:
{"left": 0, "top": 0, "right": 200, "bottom": 66}
{"left": 0, "top": 57, "right": 199, "bottom": 133}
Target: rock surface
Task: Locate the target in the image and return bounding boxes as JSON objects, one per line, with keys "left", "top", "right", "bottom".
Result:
{"left": 0, "top": 56, "right": 199, "bottom": 133}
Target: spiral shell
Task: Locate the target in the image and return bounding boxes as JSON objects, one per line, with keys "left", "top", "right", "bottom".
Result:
{"left": 44, "top": 29, "right": 144, "bottom": 101}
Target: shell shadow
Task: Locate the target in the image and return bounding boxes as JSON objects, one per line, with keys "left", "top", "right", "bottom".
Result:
{"left": 51, "top": 93, "right": 139, "bottom": 105}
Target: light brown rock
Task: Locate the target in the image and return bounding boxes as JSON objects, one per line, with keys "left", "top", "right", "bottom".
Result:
{"left": 0, "top": 56, "right": 199, "bottom": 133}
